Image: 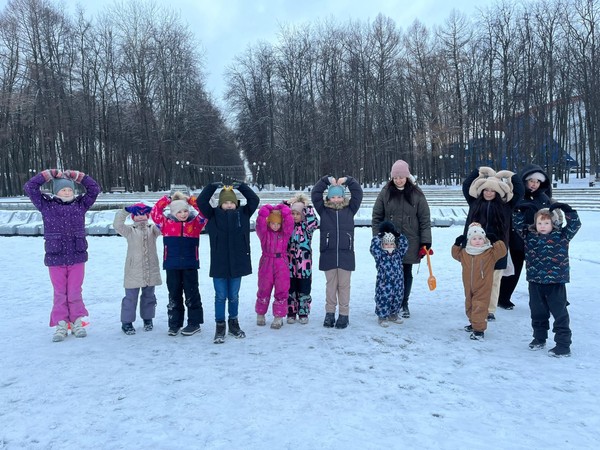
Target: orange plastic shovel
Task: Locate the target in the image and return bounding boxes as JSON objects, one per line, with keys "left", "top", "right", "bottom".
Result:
{"left": 424, "top": 246, "right": 436, "bottom": 291}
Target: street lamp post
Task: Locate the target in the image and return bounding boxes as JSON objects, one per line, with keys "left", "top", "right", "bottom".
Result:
{"left": 252, "top": 161, "right": 267, "bottom": 189}
{"left": 175, "top": 160, "right": 189, "bottom": 185}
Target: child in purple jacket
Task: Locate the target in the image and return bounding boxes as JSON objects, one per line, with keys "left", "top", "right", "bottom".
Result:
{"left": 24, "top": 169, "right": 101, "bottom": 342}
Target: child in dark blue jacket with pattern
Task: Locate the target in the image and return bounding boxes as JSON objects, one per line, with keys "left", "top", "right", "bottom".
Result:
{"left": 370, "top": 221, "right": 409, "bottom": 327}
{"left": 513, "top": 202, "right": 581, "bottom": 357}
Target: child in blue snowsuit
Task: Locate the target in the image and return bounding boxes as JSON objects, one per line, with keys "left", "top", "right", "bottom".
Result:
{"left": 370, "top": 221, "right": 409, "bottom": 327}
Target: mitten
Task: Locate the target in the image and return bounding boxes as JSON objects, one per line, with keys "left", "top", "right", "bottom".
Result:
{"left": 41, "top": 169, "right": 62, "bottom": 181}
{"left": 327, "top": 176, "right": 336, "bottom": 185}
{"left": 418, "top": 246, "right": 433, "bottom": 259}
{"left": 125, "top": 203, "right": 152, "bottom": 216}
{"left": 454, "top": 235, "right": 466, "bottom": 247}
{"left": 378, "top": 220, "right": 397, "bottom": 236}
{"left": 231, "top": 181, "right": 242, "bottom": 189}
{"left": 549, "top": 202, "right": 573, "bottom": 213}
{"left": 337, "top": 177, "right": 348, "bottom": 185}
{"left": 63, "top": 170, "right": 85, "bottom": 183}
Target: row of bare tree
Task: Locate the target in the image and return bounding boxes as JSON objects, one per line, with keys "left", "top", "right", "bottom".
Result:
{"left": 226, "top": 0, "right": 599, "bottom": 188}
{"left": 0, "top": 0, "right": 240, "bottom": 196}
{"left": 1, "top": 0, "right": 598, "bottom": 196}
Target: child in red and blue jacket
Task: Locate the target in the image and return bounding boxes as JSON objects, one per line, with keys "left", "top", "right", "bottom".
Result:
{"left": 255, "top": 203, "right": 294, "bottom": 329}
{"left": 151, "top": 191, "right": 207, "bottom": 336}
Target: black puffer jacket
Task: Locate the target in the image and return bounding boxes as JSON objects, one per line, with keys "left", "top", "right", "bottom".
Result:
{"left": 197, "top": 182, "right": 260, "bottom": 278}
{"left": 511, "top": 164, "right": 556, "bottom": 250}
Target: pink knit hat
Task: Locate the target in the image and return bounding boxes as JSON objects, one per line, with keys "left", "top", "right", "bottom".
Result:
{"left": 391, "top": 160, "right": 411, "bottom": 178}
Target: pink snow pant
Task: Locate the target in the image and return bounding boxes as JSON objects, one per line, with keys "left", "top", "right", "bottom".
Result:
{"left": 48, "top": 263, "right": 88, "bottom": 327}
{"left": 255, "top": 255, "right": 290, "bottom": 318}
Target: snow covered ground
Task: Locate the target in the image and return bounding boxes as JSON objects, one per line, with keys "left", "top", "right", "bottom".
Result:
{"left": 1, "top": 209, "right": 599, "bottom": 449}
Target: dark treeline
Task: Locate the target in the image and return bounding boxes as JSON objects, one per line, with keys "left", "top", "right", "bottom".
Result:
{"left": 226, "top": 0, "right": 599, "bottom": 188}
{"left": 1, "top": 0, "right": 599, "bottom": 195}
{"left": 0, "top": 0, "right": 240, "bottom": 196}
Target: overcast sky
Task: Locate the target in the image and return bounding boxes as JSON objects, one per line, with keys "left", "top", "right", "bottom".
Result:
{"left": 2, "top": 0, "right": 495, "bottom": 103}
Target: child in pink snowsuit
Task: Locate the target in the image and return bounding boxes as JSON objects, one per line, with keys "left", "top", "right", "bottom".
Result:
{"left": 255, "top": 203, "right": 294, "bottom": 329}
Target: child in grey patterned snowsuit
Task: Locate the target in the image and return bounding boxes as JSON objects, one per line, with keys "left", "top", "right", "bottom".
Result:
{"left": 370, "top": 221, "right": 409, "bottom": 327}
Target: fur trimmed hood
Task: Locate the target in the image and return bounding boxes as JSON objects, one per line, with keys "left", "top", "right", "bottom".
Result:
{"left": 324, "top": 198, "right": 350, "bottom": 210}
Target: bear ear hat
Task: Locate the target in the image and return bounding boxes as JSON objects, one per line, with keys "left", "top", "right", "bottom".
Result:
{"left": 478, "top": 166, "right": 496, "bottom": 178}
{"left": 468, "top": 168, "right": 515, "bottom": 202}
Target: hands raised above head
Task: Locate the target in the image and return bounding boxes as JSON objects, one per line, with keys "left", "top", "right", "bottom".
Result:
{"left": 62, "top": 170, "right": 85, "bottom": 183}
{"left": 549, "top": 202, "right": 574, "bottom": 213}
{"left": 41, "top": 169, "right": 63, "bottom": 181}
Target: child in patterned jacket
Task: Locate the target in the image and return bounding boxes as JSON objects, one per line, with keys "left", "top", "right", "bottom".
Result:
{"left": 255, "top": 203, "right": 294, "bottom": 329}
{"left": 370, "top": 221, "right": 409, "bottom": 327}
{"left": 513, "top": 202, "right": 581, "bottom": 357}
{"left": 285, "top": 193, "right": 319, "bottom": 325}
{"left": 151, "top": 191, "right": 207, "bottom": 336}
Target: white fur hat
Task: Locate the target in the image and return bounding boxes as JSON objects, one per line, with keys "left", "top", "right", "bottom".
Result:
{"left": 526, "top": 172, "right": 546, "bottom": 183}
{"left": 468, "top": 167, "right": 515, "bottom": 202}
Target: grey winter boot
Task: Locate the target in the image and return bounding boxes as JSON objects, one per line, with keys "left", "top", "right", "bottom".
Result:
{"left": 228, "top": 318, "right": 246, "bottom": 339}
{"left": 214, "top": 321, "right": 226, "bottom": 344}
{"left": 52, "top": 320, "right": 68, "bottom": 342}
{"left": 71, "top": 317, "right": 87, "bottom": 338}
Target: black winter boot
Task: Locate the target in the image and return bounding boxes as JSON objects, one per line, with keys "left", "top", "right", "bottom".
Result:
{"left": 121, "top": 322, "right": 136, "bottom": 335}
{"left": 401, "top": 302, "right": 410, "bottom": 318}
{"left": 335, "top": 315, "right": 349, "bottom": 329}
{"left": 323, "top": 312, "right": 335, "bottom": 328}
{"left": 214, "top": 321, "right": 226, "bottom": 344}
{"left": 228, "top": 318, "right": 246, "bottom": 339}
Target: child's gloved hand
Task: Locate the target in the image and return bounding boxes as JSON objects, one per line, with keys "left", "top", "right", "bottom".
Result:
{"left": 63, "top": 170, "right": 85, "bottom": 183}
{"left": 327, "top": 176, "right": 337, "bottom": 185}
{"left": 125, "top": 203, "right": 152, "bottom": 216}
{"left": 41, "top": 169, "right": 63, "bottom": 181}
{"left": 337, "top": 177, "right": 347, "bottom": 185}
{"left": 418, "top": 245, "right": 433, "bottom": 259}
{"left": 454, "top": 235, "right": 466, "bottom": 247}
{"left": 550, "top": 202, "right": 574, "bottom": 213}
